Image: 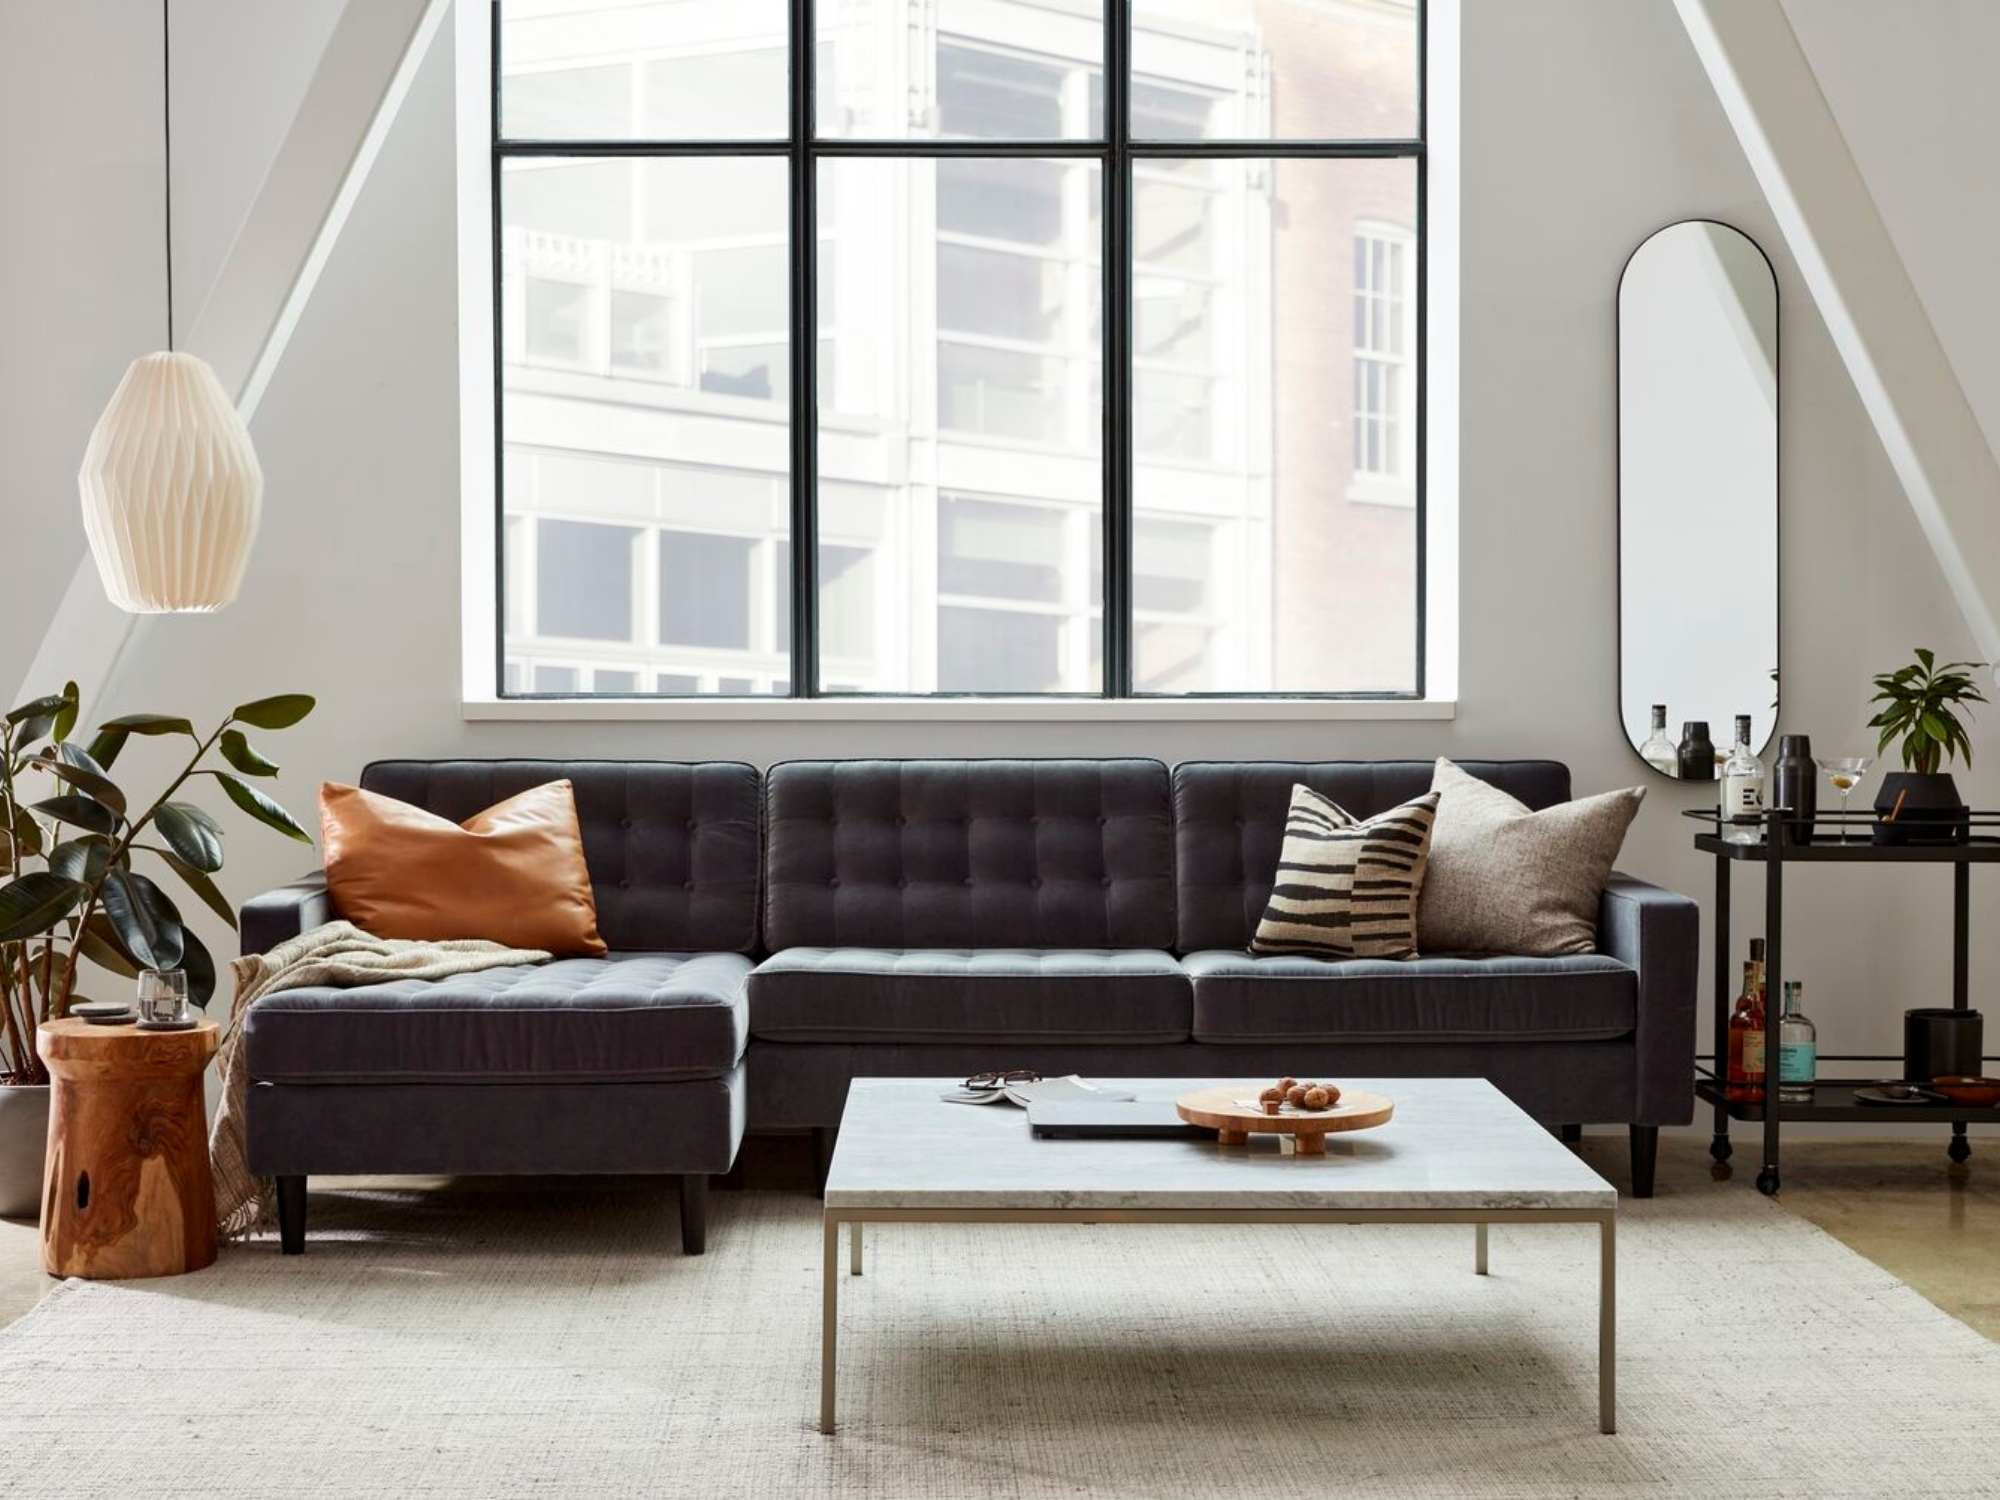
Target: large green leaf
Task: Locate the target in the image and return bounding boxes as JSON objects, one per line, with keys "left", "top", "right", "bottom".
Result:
{"left": 32, "top": 756, "right": 127, "bottom": 817}
{"left": 29, "top": 795, "right": 119, "bottom": 837}
{"left": 153, "top": 802, "right": 224, "bottom": 872}
{"left": 180, "top": 927, "right": 218, "bottom": 1008}
{"left": 46, "top": 836, "right": 113, "bottom": 887}
{"left": 101, "top": 868, "right": 184, "bottom": 971}
{"left": 148, "top": 847, "right": 238, "bottom": 930}
{"left": 99, "top": 713, "right": 195, "bottom": 738}
{"left": 163, "top": 800, "right": 221, "bottom": 836}
{"left": 216, "top": 774, "right": 313, "bottom": 844}
{"left": 76, "top": 919, "right": 141, "bottom": 980}
{"left": 218, "top": 728, "right": 280, "bottom": 777}
{"left": 5, "top": 695, "right": 67, "bottom": 726}
{"left": 51, "top": 682, "right": 79, "bottom": 745}
{"left": 85, "top": 725, "right": 129, "bottom": 771}
{"left": 0, "top": 873, "right": 87, "bottom": 944}
{"left": 8, "top": 808, "right": 42, "bottom": 861}
{"left": 230, "top": 694, "right": 315, "bottom": 731}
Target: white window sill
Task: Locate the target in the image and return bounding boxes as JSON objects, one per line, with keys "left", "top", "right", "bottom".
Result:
{"left": 461, "top": 696, "right": 1456, "bottom": 723}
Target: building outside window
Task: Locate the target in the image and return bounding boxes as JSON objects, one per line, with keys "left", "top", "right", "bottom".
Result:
{"left": 493, "top": 0, "right": 1422, "bottom": 699}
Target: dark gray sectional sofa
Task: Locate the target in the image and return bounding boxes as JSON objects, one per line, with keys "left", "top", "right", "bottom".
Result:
{"left": 239, "top": 756, "right": 1698, "bottom": 1255}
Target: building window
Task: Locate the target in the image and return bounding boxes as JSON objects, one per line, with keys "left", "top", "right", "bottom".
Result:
{"left": 493, "top": 0, "right": 1422, "bottom": 698}
{"left": 1350, "top": 223, "right": 1416, "bottom": 507}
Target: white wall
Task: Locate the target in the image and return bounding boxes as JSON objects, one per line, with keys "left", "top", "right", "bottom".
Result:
{"left": 0, "top": 1, "right": 163, "bottom": 697}
{"left": 6, "top": 1, "right": 1997, "bottom": 1118}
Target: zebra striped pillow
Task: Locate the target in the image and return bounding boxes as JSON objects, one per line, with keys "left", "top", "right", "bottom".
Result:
{"left": 1250, "top": 785, "right": 1441, "bottom": 961}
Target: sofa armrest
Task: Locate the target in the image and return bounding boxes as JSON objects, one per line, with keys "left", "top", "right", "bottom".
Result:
{"left": 1598, "top": 872, "right": 1699, "bottom": 1125}
{"left": 241, "top": 871, "right": 332, "bottom": 957}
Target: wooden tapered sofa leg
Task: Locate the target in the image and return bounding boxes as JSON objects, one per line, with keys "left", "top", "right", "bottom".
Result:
{"left": 1630, "top": 1125, "right": 1659, "bottom": 1199}
{"left": 681, "top": 1173, "right": 708, "bottom": 1256}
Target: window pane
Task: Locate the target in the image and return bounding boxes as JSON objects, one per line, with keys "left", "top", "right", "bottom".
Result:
{"left": 818, "top": 5, "right": 1104, "bottom": 140}
{"left": 1132, "top": 157, "right": 1418, "bottom": 694}
{"left": 500, "top": 0, "right": 788, "bottom": 140}
{"left": 537, "top": 519, "right": 636, "bottom": 640}
{"left": 940, "top": 497, "right": 1063, "bottom": 602}
{"left": 938, "top": 608, "right": 1064, "bottom": 694}
{"left": 659, "top": 532, "right": 755, "bottom": 651}
{"left": 501, "top": 156, "right": 790, "bottom": 696}
{"left": 532, "top": 664, "right": 581, "bottom": 694}
{"left": 1130, "top": 0, "right": 1418, "bottom": 140}
{"left": 820, "top": 157, "right": 1101, "bottom": 693}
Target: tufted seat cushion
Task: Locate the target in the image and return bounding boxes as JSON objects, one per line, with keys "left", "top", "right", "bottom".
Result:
{"left": 1182, "top": 950, "right": 1636, "bottom": 1043}
{"left": 243, "top": 952, "right": 751, "bottom": 1084}
{"left": 763, "top": 759, "right": 1175, "bottom": 950}
{"left": 749, "top": 948, "right": 1190, "bottom": 1043}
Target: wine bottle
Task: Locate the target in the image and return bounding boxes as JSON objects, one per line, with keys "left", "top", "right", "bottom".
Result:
{"left": 1726, "top": 958, "right": 1767, "bottom": 1104}
{"left": 1777, "top": 981, "right": 1817, "bottom": 1104}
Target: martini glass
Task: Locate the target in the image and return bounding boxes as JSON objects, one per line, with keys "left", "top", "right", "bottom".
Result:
{"left": 1815, "top": 756, "right": 1874, "bottom": 842}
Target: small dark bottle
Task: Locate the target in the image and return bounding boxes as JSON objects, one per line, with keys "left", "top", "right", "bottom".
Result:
{"left": 1677, "top": 721, "right": 1716, "bottom": 781}
{"left": 1771, "top": 733, "right": 1815, "bottom": 844}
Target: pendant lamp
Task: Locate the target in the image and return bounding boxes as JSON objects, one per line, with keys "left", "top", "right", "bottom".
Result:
{"left": 77, "top": 1, "right": 262, "bottom": 614}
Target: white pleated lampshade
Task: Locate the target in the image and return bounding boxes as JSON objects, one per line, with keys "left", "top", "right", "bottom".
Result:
{"left": 77, "top": 350, "right": 263, "bottom": 613}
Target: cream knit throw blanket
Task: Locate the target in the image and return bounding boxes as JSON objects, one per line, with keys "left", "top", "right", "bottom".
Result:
{"left": 210, "top": 920, "right": 551, "bottom": 1241}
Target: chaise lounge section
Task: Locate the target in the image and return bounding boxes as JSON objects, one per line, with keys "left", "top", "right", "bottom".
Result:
{"left": 239, "top": 759, "right": 762, "bottom": 1254}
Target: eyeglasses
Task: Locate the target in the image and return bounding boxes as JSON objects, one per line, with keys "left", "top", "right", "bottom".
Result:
{"left": 963, "top": 1069, "right": 1041, "bottom": 1091}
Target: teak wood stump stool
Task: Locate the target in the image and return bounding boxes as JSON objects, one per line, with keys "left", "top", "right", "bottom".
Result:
{"left": 36, "top": 1018, "right": 219, "bottom": 1280}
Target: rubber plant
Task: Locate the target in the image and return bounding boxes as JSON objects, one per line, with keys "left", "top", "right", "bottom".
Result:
{"left": 0, "top": 683, "right": 315, "bottom": 1085}
{"left": 1867, "top": 648, "right": 1989, "bottom": 775}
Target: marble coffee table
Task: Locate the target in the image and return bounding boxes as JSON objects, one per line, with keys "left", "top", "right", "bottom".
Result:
{"left": 819, "top": 1077, "right": 1618, "bottom": 1435}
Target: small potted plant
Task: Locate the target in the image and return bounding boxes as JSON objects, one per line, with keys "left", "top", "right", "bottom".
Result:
{"left": 0, "top": 682, "right": 315, "bottom": 1218}
{"left": 1866, "top": 648, "right": 1990, "bottom": 845}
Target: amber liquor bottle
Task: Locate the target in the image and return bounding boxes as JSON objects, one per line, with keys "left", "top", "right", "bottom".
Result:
{"left": 1726, "top": 958, "right": 1767, "bottom": 1104}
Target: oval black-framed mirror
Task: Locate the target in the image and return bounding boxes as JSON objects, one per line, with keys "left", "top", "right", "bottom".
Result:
{"left": 1618, "top": 219, "right": 1778, "bottom": 780}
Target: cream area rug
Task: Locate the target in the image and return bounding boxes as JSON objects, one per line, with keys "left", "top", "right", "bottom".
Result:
{"left": 2, "top": 1181, "right": 1999, "bottom": 1498}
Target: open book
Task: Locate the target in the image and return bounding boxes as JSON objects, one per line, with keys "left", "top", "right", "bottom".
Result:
{"left": 940, "top": 1075, "right": 1139, "bottom": 1107}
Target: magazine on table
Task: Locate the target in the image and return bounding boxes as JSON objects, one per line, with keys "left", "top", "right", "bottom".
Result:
{"left": 940, "top": 1074, "right": 1138, "bottom": 1107}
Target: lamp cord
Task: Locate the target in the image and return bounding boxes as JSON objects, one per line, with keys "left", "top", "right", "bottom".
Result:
{"left": 163, "top": 0, "right": 173, "bottom": 351}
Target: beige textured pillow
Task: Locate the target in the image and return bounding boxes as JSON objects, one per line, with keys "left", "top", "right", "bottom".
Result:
{"left": 1418, "top": 759, "right": 1643, "bottom": 957}
{"left": 1251, "top": 785, "right": 1440, "bottom": 961}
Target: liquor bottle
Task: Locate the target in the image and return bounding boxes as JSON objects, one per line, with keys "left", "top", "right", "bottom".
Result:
{"left": 1640, "top": 705, "right": 1679, "bottom": 777}
{"left": 1726, "top": 959, "right": 1767, "bottom": 1104}
{"left": 1777, "top": 980, "right": 1817, "bottom": 1104}
{"left": 1721, "top": 714, "right": 1767, "bottom": 842}
{"left": 1677, "top": 721, "right": 1716, "bottom": 781}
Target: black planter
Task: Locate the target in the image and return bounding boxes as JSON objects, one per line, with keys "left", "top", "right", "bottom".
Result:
{"left": 1873, "top": 771, "right": 1970, "bottom": 845}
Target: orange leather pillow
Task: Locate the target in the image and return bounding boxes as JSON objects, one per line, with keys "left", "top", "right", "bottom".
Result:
{"left": 319, "top": 780, "right": 607, "bottom": 956}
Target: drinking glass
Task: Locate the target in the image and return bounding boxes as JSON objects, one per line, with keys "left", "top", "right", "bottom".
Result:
{"left": 136, "top": 969, "right": 190, "bottom": 1025}
{"left": 1814, "top": 756, "right": 1874, "bottom": 841}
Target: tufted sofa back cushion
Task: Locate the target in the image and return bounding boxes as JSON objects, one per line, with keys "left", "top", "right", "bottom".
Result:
{"left": 1173, "top": 760, "right": 1574, "bottom": 952}
{"left": 764, "top": 759, "right": 1175, "bottom": 950}
{"left": 357, "top": 760, "right": 762, "bottom": 953}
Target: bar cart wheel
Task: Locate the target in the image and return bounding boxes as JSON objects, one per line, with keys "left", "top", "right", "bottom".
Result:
{"left": 1755, "top": 1168, "right": 1780, "bottom": 1196}
{"left": 1948, "top": 1131, "right": 1972, "bottom": 1165}
{"left": 1708, "top": 1134, "right": 1732, "bottom": 1162}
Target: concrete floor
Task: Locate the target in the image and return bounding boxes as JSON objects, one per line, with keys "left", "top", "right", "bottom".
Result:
{"left": 5, "top": 1134, "right": 2000, "bottom": 1342}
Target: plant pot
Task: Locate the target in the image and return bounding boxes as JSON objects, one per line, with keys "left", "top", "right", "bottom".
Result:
{"left": 0, "top": 1083, "right": 50, "bottom": 1221}
{"left": 1873, "top": 771, "right": 1970, "bottom": 845}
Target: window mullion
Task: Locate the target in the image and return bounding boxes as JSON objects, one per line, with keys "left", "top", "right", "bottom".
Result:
{"left": 1103, "top": 0, "right": 1131, "bottom": 698}
{"left": 789, "top": 0, "right": 819, "bottom": 696}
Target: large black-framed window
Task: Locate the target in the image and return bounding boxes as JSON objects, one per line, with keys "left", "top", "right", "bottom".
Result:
{"left": 494, "top": 0, "right": 1424, "bottom": 700}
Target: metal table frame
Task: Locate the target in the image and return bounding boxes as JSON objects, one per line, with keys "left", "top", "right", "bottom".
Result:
{"left": 819, "top": 1204, "right": 1616, "bottom": 1436}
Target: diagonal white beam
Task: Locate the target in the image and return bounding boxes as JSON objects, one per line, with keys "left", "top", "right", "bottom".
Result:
{"left": 17, "top": 0, "right": 449, "bottom": 718}
{"left": 1676, "top": 0, "right": 2000, "bottom": 676}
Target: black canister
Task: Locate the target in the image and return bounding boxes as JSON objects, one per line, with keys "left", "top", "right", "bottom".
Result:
{"left": 1677, "top": 721, "right": 1715, "bottom": 781}
{"left": 1904, "top": 1008, "right": 1983, "bottom": 1081}
{"left": 1772, "top": 734, "right": 1815, "bottom": 843}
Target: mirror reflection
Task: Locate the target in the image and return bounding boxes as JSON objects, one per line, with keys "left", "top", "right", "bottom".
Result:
{"left": 1618, "top": 220, "right": 1778, "bottom": 780}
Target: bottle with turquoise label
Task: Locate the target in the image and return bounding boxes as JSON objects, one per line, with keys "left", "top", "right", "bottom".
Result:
{"left": 1777, "top": 981, "right": 1817, "bottom": 1103}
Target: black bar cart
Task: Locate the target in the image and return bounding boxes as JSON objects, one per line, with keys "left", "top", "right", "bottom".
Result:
{"left": 1688, "top": 804, "right": 2000, "bottom": 1194}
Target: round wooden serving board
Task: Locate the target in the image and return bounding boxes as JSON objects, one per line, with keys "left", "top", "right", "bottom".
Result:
{"left": 1176, "top": 1086, "right": 1394, "bottom": 1156}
